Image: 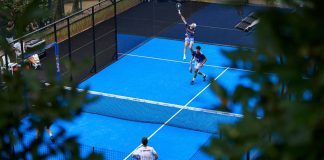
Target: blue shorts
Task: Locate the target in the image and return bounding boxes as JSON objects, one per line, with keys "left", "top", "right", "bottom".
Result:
{"left": 185, "top": 37, "right": 194, "bottom": 43}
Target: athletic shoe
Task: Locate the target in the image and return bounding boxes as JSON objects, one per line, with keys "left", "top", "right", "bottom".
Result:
{"left": 203, "top": 75, "right": 207, "bottom": 81}
{"left": 191, "top": 80, "right": 195, "bottom": 85}
{"left": 50, "top": 136, "right": 55, "bottom": 143}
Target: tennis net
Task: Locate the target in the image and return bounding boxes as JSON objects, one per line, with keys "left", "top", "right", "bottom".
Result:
{"left": 82, "top": 89, "right": 242, "bottom": 134}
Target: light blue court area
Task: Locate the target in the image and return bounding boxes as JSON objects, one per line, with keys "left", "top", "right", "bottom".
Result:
{"left": 73, "top": 37, "right": 258, "bottom": 159}
{"left": 64, "top": 114, "right": 213, "bottom": 160}
{"left": 80, "top": 38, "right": 254, "bottom": 112}
{"left": 19, "top": 113, "right": 213, "bottom": 160}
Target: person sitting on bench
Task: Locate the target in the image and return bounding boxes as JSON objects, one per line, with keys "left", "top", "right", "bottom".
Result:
{"left": 13, "top": 41, "right": 41, "bottom": 69}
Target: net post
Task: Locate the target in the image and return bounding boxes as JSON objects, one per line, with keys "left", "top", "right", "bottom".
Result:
{"left": 91, "top": 6, "right": 97, "bottom": 73}
{"left": 54, "top": 42, "right": 61, "bottom": 81}
{"left": 67, "top": 17, "right": 73, "bottom": 82}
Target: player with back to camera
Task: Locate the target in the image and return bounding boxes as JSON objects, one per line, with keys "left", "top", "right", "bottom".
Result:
{"left": 132, "top": 137, "right": 158, "bottom": 160}
{"left": 178, "top": 8, "right": 197, "bottom": 60}
{"left": 189, "top": 45, "right": 207, "bottom": 85}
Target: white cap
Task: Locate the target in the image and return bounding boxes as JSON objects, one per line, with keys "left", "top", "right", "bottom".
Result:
{"left": 190, "top": 23, "right": 197, "bottom": 28}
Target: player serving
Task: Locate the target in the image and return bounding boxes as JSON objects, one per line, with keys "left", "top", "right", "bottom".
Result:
{"left": 178, "top": 8, "right": 197, "bottom": 60}
{"left": 189, "top": 46, "right": 207, "bottom": 85}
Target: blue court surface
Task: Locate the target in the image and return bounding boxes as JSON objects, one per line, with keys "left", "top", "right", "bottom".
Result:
{"left": 29, "top": 38, "right": 259, "bottom": 159}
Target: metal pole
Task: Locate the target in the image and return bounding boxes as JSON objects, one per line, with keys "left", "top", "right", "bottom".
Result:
{"left": 67, "top": 17, "right": 73, "bottom": 82}
{"left": 114, "top": 0, "right": 118, "bottom": 60}
{"left": 91, "top": 6, "right": 97, "bottom": 73}
{"left": 48, "top": 0, "right": 52, "bottom": 10}
{"left": 61, "top": 0, "right": 64, "bottom": 17}
{"left": 54, "top": 43, "right": 61, "bottom": 81}
{"left": 54, "top": 23, "right": 58, "bottom": 42}
{"left": 80, "top": 0, "right": 83, "bottom": 10}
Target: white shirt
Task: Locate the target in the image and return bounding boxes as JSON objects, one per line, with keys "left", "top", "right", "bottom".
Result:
{"left": 132, "top": 146, "right": 157, "bottom": 160}
{"left": 13, "top": 42, "right": 25, "bottom": 57}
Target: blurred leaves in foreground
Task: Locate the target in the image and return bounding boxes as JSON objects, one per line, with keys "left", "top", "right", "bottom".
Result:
{"left": 0, "top": 0, "right": 102, "bottom": 159}
{"left": 205, "top": 0, "right": 324, "bottom": 159}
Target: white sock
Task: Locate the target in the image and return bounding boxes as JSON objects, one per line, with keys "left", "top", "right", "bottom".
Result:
{"left": 192, "top": 78, "right": 195, "bottom": 81}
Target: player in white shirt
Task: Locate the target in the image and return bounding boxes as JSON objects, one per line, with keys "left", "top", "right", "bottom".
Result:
{"left": 179, "top": 12, "right": 197, "bottom": 60}
{"left": 132, "top": 137, "right": 158, "bottom": 160}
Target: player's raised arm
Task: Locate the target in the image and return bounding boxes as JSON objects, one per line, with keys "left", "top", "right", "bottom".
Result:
{"left": 179, "top": 14, "right": 187, "bottom": 25}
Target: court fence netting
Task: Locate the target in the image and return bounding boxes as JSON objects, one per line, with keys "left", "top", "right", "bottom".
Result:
{"left": 12, "top": 132, "right": 227, "bottom": 160}
{"left": 1, "top": 0, "right": 265, "bottom": 82}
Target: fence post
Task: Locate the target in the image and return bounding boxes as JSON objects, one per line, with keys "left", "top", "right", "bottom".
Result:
{"left": 67, "top": 17, "right": 73, "bottom": 82}
{"left": 114, "top": 0, "right": 118, "bottom": 60}
{"left": 54, "top": 23, "right": 58, "bottom": 42}
{"left": 91, "top": 6, "right": 97, "bottom": 73}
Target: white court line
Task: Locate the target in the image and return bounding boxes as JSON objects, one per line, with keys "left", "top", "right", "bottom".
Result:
{"left": 123, "top": 67, "right": 229, "bottom": 160}
{"left": 119, "top": 53, "right": 254, "bottom": 73}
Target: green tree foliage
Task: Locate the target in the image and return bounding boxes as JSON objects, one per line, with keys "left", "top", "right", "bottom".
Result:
{"left": 205, "top": 0, "right": 324, "bottom": 159}
{"left": 0, "top": 0, "right": 101, "bottom": 159}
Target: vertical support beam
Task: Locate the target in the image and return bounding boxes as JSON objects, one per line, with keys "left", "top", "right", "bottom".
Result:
{"left": 61, "top": 0, "right": 65, "bottom": 16}
{"left": 48, "top": 0, "right": 52, "bottom": 10}
{"left": 91, "top": 6, "right": 97, "bottom": 73}
{"left": 67, "top": 17, "right": 73, "bottom": 82}
{"left": 113, "top": 0, "right": 118, "bottom": 60}
{"left": 80, "top": 0, "right": 83, "bottom": 10}
{"left": 54, "top": 23, "right": 58, "bottom": 42}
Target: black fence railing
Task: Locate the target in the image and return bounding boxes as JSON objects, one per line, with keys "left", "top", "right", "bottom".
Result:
{"left": 1, "top": 0, "right": 142, "bottom": 83}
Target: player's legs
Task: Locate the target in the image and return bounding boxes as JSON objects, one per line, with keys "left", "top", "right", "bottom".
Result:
{"left": 195, "top": 62, "right": 206, "bottom": 81}
{"left": 191, "top": 63, "right": 206, "bottom": 84}
{"left": 191, "top": 62, "right": 200, "bottom": 84}
{"left": 189, "top": 40, "right": 194, "bottom": 51}
{"left": 184, "top": 39, "right": 189, "bottom": 60}
{"left": 198, "top": 71, "right": 207, "bottom": 81}
{"left": 191, "top": 68, "right": 199, "bottom": 85}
